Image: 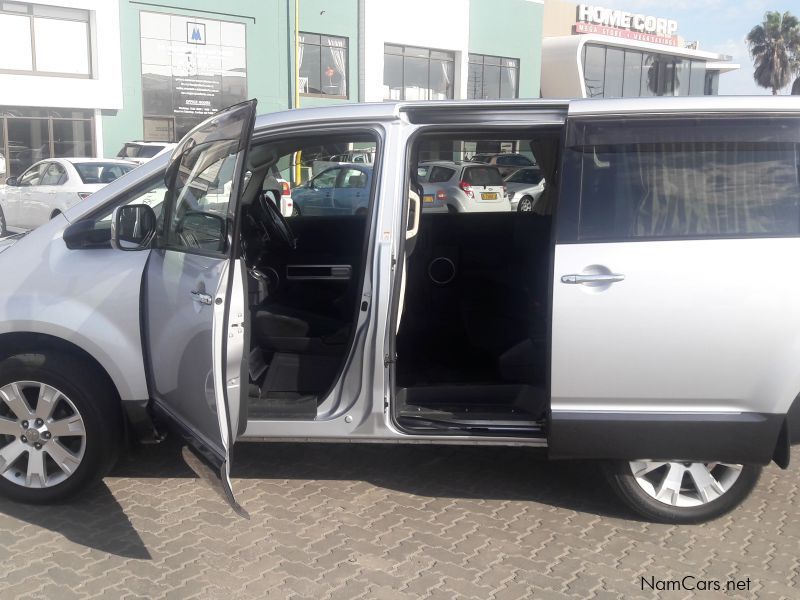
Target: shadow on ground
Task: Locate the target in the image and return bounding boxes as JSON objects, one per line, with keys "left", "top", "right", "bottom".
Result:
{"left": 0, "top": 438, "right": 637, "bottom": 559}
{"left": 0, "top": 482, "right": 151, "bottom": 559}
{"left": 115, "top": 437, "right": 636, "bottom": 520}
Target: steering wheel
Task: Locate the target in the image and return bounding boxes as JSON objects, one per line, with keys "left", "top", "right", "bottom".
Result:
{"left": 256, "top": 191, "right": 297, "bottom": 250}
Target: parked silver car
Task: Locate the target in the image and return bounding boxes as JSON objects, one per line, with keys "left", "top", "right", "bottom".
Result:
{"left": 0, "top": 97, "right": 799, "bottom": 525}
{"left": 504, "top": 166, "right": 545, "bottom": 212}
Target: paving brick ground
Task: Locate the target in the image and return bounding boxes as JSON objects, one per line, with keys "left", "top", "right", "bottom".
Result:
{"left": 0, "top": 441, "right": 797, "bottom": 599}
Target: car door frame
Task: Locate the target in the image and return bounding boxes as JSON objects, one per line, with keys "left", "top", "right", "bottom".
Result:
{"left": 144, "top": 99, "right": 257, "bottom": 512}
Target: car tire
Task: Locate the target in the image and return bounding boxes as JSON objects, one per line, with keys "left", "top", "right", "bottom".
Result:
{"left": 0, "top": 206, "right": 7, "bottom": 237}
{"left": 0, "top": 352, "right": 122, "bottom": 504}
{"left": 291, "top": 205, "right": 301, "bottom": 217}
{"left": 603, "top": 460, "right": 761, "bottom": 524}
{"left": 517, "top": 196, "right": 534, "bottom": 212}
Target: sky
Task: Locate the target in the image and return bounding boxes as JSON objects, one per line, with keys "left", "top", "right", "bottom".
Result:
{"left": 576, "top": 0, "right": 800, "bottom": 95}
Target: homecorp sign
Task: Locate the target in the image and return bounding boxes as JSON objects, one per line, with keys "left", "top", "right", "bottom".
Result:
{"left": 575, "top": 4, "right": 679, "bottom": 47}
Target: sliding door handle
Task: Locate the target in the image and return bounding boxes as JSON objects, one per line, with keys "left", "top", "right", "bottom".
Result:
{"left": 561, "top": 273, "right": 625, "bottom": 285}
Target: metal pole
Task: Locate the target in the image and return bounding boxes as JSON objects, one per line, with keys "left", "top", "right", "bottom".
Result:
{"left": 293, "top": 0, "right": 302, "bottom": 185}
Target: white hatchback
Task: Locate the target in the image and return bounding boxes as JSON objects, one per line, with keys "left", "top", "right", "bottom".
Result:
{"left": 0, "top": 158, "right": 136, "bottom": 235}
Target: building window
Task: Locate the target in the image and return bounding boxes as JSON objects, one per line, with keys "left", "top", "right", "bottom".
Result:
{"left": 583, "top": 44, "right": 709, "bottom": 98}
{"left": 0, "top": 3, "right": 91, "bottom": 77}
{"left": 0, "top": 107, "right": 94, "bottom": 180}
{"left": 467, "top": 54, "right": 519, "bottom": 99}
{"left": 299, "top": 33, "right": 348, "bottom": 98}
{"left": 139, "top": 11, "right": 248, "bottom": 142}
{"left": 384, "top": 45, "right": 454, "bottom": 101}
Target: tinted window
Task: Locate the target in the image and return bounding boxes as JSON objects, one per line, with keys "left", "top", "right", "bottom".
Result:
{"left": 570, "top": 118, "right": 800, "bottom": 241}
{"left": 498, "top": 155, "right": 532, "bottom": 166}
{"left": 464, "top": 166, "right": 503, "bottom": 186}
{"left": 507, "top": 168, "right": 542, "bottom": 184}
{"left": 428, "top": 166, "right": 454, "bottom": 183}
{"left": 622, "top": 51, "right": 642, "bottom": 97}
{"left": 583, "top": 45, "right": 605, "bottom": 98}
{"left": 74, "top": 163, "right": 134, "bottom": 184}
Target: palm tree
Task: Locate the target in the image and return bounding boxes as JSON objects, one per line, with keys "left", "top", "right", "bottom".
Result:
{"left": 746, "top": 11, "right": 800, "bottom": 95}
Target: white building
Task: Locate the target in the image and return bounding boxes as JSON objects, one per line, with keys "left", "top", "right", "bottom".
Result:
{"left": 0, "top": 1, "right": 122, "bottom": 178}
{"left": 540, "top": 1, "right": 738, "bottom": 98}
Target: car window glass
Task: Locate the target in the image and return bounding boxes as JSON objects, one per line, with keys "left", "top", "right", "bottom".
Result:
{"left": 428, "top": 166, "right": 454, "bottom": 183}
{"left": 281, "top": 137, "right": 378, "bottom": 217}
{"left": 507, "top": 169, "right": 542, "bottom": 184}
{"left": 339, "top": 168, "right": 367, "bottom": 188}
{"left": 570, "top": 118, "right": 800, "bottom": 240}
{"left": 464, "top": 166, "right": 503, "bottom": 186}
{"left": 40, "top": 163, "right": 66, "bottom": 186}
{"left": 313, "top": 169, "right": 338, "bottom": 189}
{"left": 71, "top": 177, "right": 168, "bottom": 247}
{"left": 19, "top": 164, "right": 45, "bottom": 186}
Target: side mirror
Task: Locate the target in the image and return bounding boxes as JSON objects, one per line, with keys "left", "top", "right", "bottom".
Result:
{"left": 111, "top": 204, "right": 157, "bottom": 251}
{"left": 177, "top": 210, "right": 227, "bottom": 253}
{"left": 5, "top": 177, "right": 17, "bottom": 186}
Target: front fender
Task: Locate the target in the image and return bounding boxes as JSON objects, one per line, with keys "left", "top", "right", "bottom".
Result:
{"left": 0, "top": 220, "right": 150, "bottom": 401}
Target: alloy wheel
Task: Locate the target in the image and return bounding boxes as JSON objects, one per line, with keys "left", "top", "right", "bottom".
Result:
{"left": 518, "top": 196, "right": 533, "bottom": 212}
{"left": 629, "top": 460, "right": 743, "bottom": 507}
{"left": 0, "top": 381, "right": 87, "bottom": 488}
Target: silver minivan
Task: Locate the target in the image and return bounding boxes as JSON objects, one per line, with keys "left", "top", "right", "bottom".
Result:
{"left": 0, "top": 98, "right": 799, "bottom": 524}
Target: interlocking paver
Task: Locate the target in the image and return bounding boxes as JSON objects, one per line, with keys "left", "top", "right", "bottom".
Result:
{"left": 0, "top": 440, "right": 797, "bottom": 598}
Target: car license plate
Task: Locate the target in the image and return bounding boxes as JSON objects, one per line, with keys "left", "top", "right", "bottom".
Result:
{"left": 423, "top": 194, "right": 434, "bottom": 203}
{"left": 481, "top": 192, "right": 498, "bottom": 200}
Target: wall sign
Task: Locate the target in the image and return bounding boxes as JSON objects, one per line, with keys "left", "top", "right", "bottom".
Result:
{"left": 575, "top": 4, "right": 679, "bottom": 46}
{"left": 187, "top": 22, "right": 206, "bottom": 45}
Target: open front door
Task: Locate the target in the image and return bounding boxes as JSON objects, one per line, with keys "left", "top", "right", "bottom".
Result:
{"left": 145, "top": 100, "right": 256, "bottom": 513}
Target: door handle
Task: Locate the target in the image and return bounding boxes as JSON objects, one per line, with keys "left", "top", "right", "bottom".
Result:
{"left": 191, "top": 290, "right": 213, "bottom": 305}
{"left": 561, "top": 273, "right": 625, "bottom": 284}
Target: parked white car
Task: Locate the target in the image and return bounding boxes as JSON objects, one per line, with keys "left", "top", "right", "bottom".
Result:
{"left": 504, "top": 166, "right": 546, "bottom": 212}
{"left": 419, "top": 161, "right": 510, "bottom": 212}
{"left": 116, "top": 141, "right": 177, "bottom": 165}
{"left": 0, "top": 158, "right": 135, "bottom": 235}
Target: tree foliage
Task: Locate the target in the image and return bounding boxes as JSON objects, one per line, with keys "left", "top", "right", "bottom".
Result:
{"left": 746, "top": 11, "right": 800, "bottom": 95}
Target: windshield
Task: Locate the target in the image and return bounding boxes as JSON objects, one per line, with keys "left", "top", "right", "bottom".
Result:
{"left": 73, "top": 163, "right": 135, "bottom": 185}
{"left": 506, "top": 168, "right": 543, "bottom": 185}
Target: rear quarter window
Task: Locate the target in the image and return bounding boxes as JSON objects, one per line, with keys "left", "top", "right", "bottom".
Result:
{"left": 428, "top": 166, "right": 455, "bottom": 183}
{"left": 568, "top": 117, "right": 800, "bottom": 241}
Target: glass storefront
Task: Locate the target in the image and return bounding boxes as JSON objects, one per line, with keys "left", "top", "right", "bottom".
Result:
{"left": 0, "top": 107, "right": 94, "bottom": 180}
{"left": 139, "top": 11, "right": 248, "bottom": 142}
{"left": 582, "top": 44, "right": 708, "bottom": 98}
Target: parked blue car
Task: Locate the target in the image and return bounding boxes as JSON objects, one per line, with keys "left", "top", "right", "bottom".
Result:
{"left": 291, "top": 163, "right": 372, "bottom": 216}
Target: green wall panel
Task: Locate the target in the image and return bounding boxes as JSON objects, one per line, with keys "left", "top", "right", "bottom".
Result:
{"left": 468, "top": 0, "right": 542, "bottom": 98}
